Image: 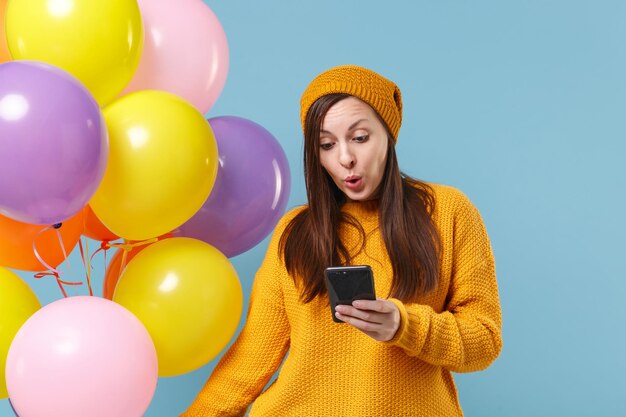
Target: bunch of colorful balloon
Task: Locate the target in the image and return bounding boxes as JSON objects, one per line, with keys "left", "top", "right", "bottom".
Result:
{"left": 0, "top": 0, "right": 290, "bottom": 416}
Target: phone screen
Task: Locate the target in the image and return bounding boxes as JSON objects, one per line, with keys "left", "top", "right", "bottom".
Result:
{"left": 324, "top": 265, "right": 376, "bottom": 323}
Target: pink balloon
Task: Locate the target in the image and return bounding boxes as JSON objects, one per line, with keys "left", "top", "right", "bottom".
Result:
{"left": 6, "top": 296, "right": 158, "bottom": 417}
{"left": 122, "top": 0, "right": 229, "bottom": 113}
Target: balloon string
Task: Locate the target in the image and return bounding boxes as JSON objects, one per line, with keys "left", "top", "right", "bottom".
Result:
{"left": 108, "top": 237, "right": 159, "bottom": 276}
{"left": 84, "top": 237, "right": 157, "bottom": 291}
{"left": 103, "top": 246, "right": 108, "bottom": 277}
{"left": 90, "top": 240, "right": 115, "bottom": 285}
{"left": 119, "top": 241, "right": 128, "bottom": 279}
{"left": 88, "top": 239, "right": 118, "bottom": 289}
{"left": 85, "top": 237, "right": 154, "bottom": 278}
{"left": 54, "top": 225, "right": 70, "bottom": 272}
{"left": 32, "top": 223, "right": 82, "bottom": 298}
{"left": 78, "top": 239, "right": 93, "bottom": 296}
{"left": 32, "top": 224, "right": 62, "bottom": 274}
{"left": 90, "top": 240, "right": 113, "bottom": 263}
{"left": 33, "top": 271, "right": 83, "bottom": 298}
{"left": 108, "top": 237, "right": 158, "bottom": 252}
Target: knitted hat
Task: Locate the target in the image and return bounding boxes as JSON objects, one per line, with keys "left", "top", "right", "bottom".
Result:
{"left": 300, "top": 65, "right": 403, "bottom": 142}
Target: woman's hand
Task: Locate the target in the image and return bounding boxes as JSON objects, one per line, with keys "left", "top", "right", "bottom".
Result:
{"left": 334, "top": 299, "right": 400, "bottom": 342}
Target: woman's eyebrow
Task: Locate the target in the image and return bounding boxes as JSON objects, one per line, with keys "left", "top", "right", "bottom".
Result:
{"left": 320, "top": 118, "right": 368, "bottom": 135}
{"left": 347, "top": 119, "right": 368, "bottom": 131}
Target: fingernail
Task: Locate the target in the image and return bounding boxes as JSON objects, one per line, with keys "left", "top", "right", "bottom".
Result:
{"left": 335, "top": 306, "right": 344, "bottom": 313}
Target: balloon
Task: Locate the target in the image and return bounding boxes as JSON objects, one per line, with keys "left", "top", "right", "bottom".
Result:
{"left": 0, "top": 267, "right": 41, "bottom": 399}
{"left": 6, "top": 296, "right": 157, "bottom": 417}
{"left": 91, "top": 91, "right": 218, "bottom": 241}
{"left": 5, "top": 0, "right": 143, "bottom": 105}
{"left": 122, "top": 0, "right": 228, "bottom": 113}
{"left": 0, "top": 0, "right": 11, "bottom": 63}
{"left": 113, "top": 238, "right": 242, "bottom": 376}
{"left": 176, "top": 116, "right": 291, "bottom": 257}
{"left": 0, "top": 210, "right": 84, "bottom": 272}
{"left": 0, "top": 61, "right": 108, "bottom": 225}
{"left": 83, "top": 205, "right": 119, "bottom": 242}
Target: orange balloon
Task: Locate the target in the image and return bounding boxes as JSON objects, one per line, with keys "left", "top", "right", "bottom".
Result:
{"left": 0, "top": 211, "right": 83, "bottom": 271}
{"left": 83, "top": 205, "right": 119, "bottom": 242}
{"left": 0, "top": 0, "right": 11, "bottom": 63}
{"left": 102, "top": 234, "right": 172, "bottom": 299}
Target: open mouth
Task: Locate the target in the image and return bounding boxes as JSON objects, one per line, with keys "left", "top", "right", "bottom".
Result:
{"left": 344, "top": 176, "right": 363, "bottom": 190}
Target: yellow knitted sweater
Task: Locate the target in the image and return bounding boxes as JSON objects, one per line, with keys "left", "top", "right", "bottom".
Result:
{"left": 181, "top": 183, "right": 502, "bottom": 417}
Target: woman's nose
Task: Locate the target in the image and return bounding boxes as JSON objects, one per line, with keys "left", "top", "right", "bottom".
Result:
{"left": 339, "top": 146, "right": 355, "bottom": 168}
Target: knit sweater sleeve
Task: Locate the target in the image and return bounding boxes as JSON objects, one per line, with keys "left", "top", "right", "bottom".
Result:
{"left": 386, "top": 189, "right": 502, "bottom": 373}
{"left": 180, "top": 212, "right": 295, "bottom": 417}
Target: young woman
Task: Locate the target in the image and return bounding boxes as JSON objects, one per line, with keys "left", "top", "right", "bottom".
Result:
{"left": 181, "top": 65, "right": 502, "bottom": 416}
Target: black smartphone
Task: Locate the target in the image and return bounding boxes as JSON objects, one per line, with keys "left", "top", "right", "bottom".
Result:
{"left": 324, "top": 265, "right": 376, "bottom": 323}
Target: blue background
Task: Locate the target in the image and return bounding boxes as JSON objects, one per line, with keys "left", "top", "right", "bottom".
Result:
{"left": 2, "top": 0, "right": 626, "bottom": 416}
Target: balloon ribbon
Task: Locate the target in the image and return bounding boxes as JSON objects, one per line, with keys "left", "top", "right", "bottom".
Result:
{"left": 32, "top": 223, "right": 82, "bottom": 298}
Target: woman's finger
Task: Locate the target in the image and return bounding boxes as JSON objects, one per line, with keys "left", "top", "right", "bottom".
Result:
{"left": 335, "top": 305, "right": 384, "bottom": 324}
{"left": 352, "top": 299, "right": 395, "bottom": 313}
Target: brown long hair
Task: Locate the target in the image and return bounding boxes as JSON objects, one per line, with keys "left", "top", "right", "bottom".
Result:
{"left": 279, "top": 94, "right": 441, "bottom": 304}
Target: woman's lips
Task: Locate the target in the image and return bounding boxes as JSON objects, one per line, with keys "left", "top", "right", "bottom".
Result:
{"left": 344, "top": 176, "right": 363, "bottom": 191}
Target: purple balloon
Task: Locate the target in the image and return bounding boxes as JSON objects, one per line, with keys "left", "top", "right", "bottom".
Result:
{"left": 176, "top": 116, "right": 291, "bottom": 258}
{"left": 0, "top": 61, "right": 108, "bottom": 225}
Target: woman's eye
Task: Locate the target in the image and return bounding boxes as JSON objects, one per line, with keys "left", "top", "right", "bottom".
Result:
{"left": 353, "top": 135, "right": 369, "bottom": 143}
{"left": 320, "top": 142, "right": 333, "bottom": 150}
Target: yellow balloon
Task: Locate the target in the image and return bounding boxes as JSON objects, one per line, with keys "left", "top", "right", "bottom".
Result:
{"left": 91, "top": 91, "right": 218, "bottom": 241}
{"left": 5, "top": 0, "right": 143, "bottom": 105}
{"left": 113, "top": 238, "right": 242, "bottom": 377}
{"left": 0, "top": 267, "right": 41, "bottom": 399}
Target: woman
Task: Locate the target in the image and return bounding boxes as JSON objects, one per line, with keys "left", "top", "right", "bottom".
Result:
{"left": 181, "top": 65, "right": 502, "bottom": 416}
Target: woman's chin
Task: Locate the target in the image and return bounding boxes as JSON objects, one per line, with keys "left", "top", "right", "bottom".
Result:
{"left": 343, "top": 189, "right": 374, "bottom": 202}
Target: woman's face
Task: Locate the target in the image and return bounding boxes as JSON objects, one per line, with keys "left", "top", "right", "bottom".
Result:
{"left": 318, "top": 97, "right": 389, "bottom": 201}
